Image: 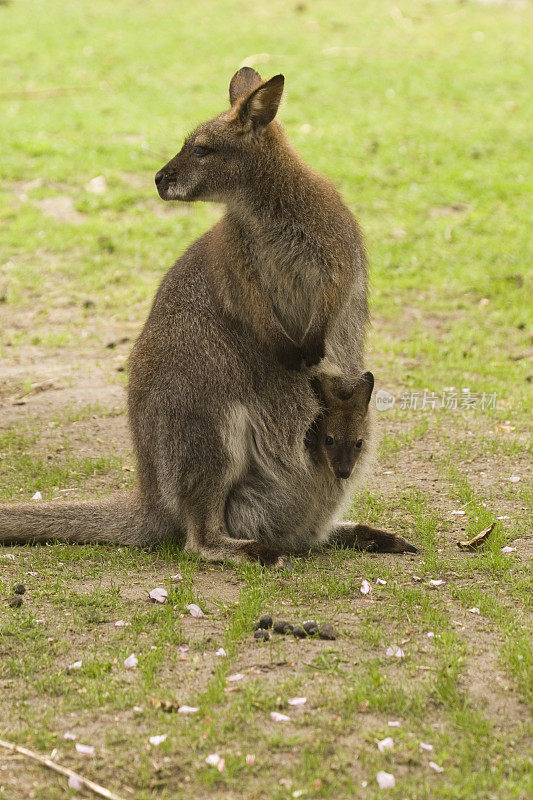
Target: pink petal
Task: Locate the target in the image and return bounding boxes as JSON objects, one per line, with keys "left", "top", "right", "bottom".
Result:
{"left": 376, "top": 771, "right": 395, "bottom": 789}
{"left": 270, "top": 711, "right": 290, "bottom": 722}
{"left": 187, "top": 603, "right": 204, "bottom": 618}
{"left": 420, "top": 742, "right": 434, "bottom": 752}
{"left": 149, "top": 587, "right": 168, "bottom": 604}
{"left": 360, "top": 579, "right": 372, "bottom": 595}
{"left": 124, "top": 653, "right": 138, "bottom": 669}
{"left": 68, "top": 775, "right": 83, "bottom": 790}
{"left": 429, "top": 761, "right": 444, "bottom": 773}
{"left": 178, "top": 705, "right": 199, "bottom": 714}
{"left": 227, "top": 673, "right": 245, "bottom": 683}
{"left": 75, "top": 743, "right": 94, "bottom": 756}
{"left": 288, "top": 697, "right": 307, "bottom": 706}
{"left": 377, "top": 737, "right": 394, "bottom": 752}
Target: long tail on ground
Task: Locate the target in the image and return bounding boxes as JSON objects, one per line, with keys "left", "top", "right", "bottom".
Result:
{"left": 0, "top": 493, "right": 154, "bottom": 546}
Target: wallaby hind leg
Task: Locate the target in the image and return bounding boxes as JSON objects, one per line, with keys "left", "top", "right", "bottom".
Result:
{"left": 183, "top": 507, "right": 282, "bottom": 566}
{"left": 329, "top": 522, "right": 418, "bottom": 554}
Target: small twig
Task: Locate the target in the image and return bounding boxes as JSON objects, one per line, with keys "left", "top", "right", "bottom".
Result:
{"left": 0, "top": 738, "right": 126, "bottom": 800}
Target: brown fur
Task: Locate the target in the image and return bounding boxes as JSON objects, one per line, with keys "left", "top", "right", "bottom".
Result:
{"left": 0, "top": 69, "right": 417, "bottom": 562}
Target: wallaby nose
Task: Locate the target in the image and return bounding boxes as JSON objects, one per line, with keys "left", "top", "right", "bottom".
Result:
{"left": 154, "top": 169, "right": 165, "bottom": 186}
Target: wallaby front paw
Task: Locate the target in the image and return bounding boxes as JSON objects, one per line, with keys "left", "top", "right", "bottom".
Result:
{"left": 301, "top": 336, "right": 326, "bottom": 368}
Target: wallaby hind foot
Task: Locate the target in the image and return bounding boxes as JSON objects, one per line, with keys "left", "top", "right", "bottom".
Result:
{"left": 329, "top": 522, "right": 418, "bottom": 554}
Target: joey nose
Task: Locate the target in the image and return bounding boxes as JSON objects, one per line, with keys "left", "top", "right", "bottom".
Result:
{"left": 154, "top": 169, "right": 165, "bottom": 186}
{"left": 337, "top": 468, "right": 351, "bottom": 480}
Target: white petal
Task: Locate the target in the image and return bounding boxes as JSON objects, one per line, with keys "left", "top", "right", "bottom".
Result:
{"left": 187, "top": 603, "right": 204, "bottom": 618}
{"left": 497, "top": 515, "right": 510, "bottom": 520}
{"left": 85, "top": 175, "right": 107, "bottom": 194}
{"left": 360, "top": 579, "right": 372, "bottom": 595}
{"left": 376, "top": 578, "right": 387, "bottom": 585}
{"left": 32, "top": 491, "right": 42, "bottom": 501}
{"left": 149, "top": 734, "right": 167, "bottom": 746}
{"left": 68, "top": 775, "right": 83, "bottom": 790}
{"left": 427, "top": 631, "right": 435, "bottom": 638}
{"left": 468, "top": 607, "right": 480, "bottom": 614}
{"left": 388, "top": 721, "right": 401, "bottom": 728}
{"left": 171, "top": 573, "right": 183, "bottom": 581}
{"left": 385, "top": 645, "right": 405, "bottom": 658}
{"left": 246, "top": 754, "right": 255, "bottom": 765}
{"left": 63, "top": 732, "right": 76, "bottom": 740}
{"left": 149, "top": 587, "right": 168, "bottom": 604}
{"left": 270, "top": 711, "right": 290, "bottom": 722}
{"left": 376, "top": 771, "right": 395, "bottom": 789}
{"left": 124, "top": 653, "right": 138, "bottom": 669}
{"left": 451, "top": 510, "right": 465, "bottom": 515}
{"left": 288, "top": 697, "right": 307, "bottom": 706}
{"left": 178, "top": 705, "right": 199, "bottom": 714}
{"left": 429, "top": 761, "right": 444, "bottom": 773}
{"left": 420, "top": 742, "right": 434, "bottom": 751}
{"left": 501, "top": 546, "right": 516, "bottom": 554}
{"left": 206, "top": 753, "right": 222, "bottom": 767}
{"left": 114, "top": 620, "right": 130, "bottom": 627}
{"left": 215, "top": 648, "right": 227, "bottom": 657}
{"left": 429, "top": 579, "right": 445, "bottom": 587}
{"left": 67, "top": 660, "right": 82, "bottom": 671}
{"left": 377, "top": 737, "right": 394, "bottom": 752}
{"left": 75, "top": 743, "right": 94, "bottom": 756}
{"left": 227, "top": 673, "right": 245, "bottom": 683}
{"left": 0, "top": 554, "right": 15, "bottom": 561}
{"left": 509, "top": 476, "right": 520, "bottom": 483}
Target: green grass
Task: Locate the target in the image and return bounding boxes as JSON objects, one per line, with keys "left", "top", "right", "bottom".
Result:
{"left": 0, "top": 0, "right": 532, "bottom": 798}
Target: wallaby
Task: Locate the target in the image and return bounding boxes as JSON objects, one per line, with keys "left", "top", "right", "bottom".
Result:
{"left": 0, "top": 68, "right": 417, "bottom": 562}
{"left": 305, "top": 372, "right": 374, "bottom": 481}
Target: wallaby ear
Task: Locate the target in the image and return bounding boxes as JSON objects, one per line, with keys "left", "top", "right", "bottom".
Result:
{"left": 238, "top": 74, "right": 285, "bottom": 132}
{"left": 355, "top": 371, "right": 374, "bottom": 409}
{"left": 229, "top": 67, "right": 263, "bottom": 105}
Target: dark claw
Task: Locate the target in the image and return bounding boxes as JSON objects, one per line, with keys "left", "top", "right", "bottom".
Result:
{"left": 404, "top": 543, "right": 419, "bottom": 553}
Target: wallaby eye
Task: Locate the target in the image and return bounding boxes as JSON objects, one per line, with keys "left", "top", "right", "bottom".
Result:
{"left": 192, "top": 145, "right": 212, "bottom": 158}
{"left": 355, "top": 439, "right": 363, "bottom": 449}
{"left": 325, "top": 436, "right": 335, "bottom": 447}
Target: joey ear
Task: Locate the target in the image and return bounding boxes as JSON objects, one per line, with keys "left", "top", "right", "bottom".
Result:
{"left": 229, "top": 67, "right": 263, "bottom": 105}
{"left": 355, "top": 371, "right": 374, "bottom": 409}
{"left": 238, "top": 74, "right": 285, "bottom": 132}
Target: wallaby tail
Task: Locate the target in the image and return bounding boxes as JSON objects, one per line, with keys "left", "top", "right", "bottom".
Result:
{"left": 0, "top": 492, "right": 156, "bottom": 547}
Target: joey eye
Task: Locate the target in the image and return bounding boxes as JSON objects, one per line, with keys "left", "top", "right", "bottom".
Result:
{"left": 325, "top": 436, "right": 335, "bottom": 447}
{"left": 355, "top": 439, "right": 363, "bottom": 449}
{"left": 192, "top": 145, "right": 212, "bottom": 158}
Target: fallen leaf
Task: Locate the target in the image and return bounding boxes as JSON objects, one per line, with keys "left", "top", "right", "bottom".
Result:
{"left": 149, "top": 587, "right": 168, "bottom": 604}
{"left": 360, "top": 579, "right": 372, "bottom": 595}
{"left": 177, "top": 705, "right": 199, "bottom": 714}
{"left": 496, "top": 424, "right": 515, "bottom": 433}
{"left": 288, "top": 697, "right": 307, "bottom": 706}
{"left": 377, "top": 737, "right": 394, "bottom": 752}
{"left": 385, "top": 645, "right": 405, "bottom": 658}
{"left": 270, "top": 711, "right": 290, "bottom": 722}
{"left": 124, "top": 653, "right": 138, "bottom": 669}
{"left": 376, "top": 770, "right": 395, "bottom": 789}
{"left": 149, "top": 734, "right": 167, "bottom": 746}
{"left": 429, "top": 761, "right": 444, "bottom": 773}
{"left": 75, "top": 743, "right": 94, "bottom": 756}
{"left": 457, "top": 522, "right": 495, "bottom": 550}
{"left": 187, "top": 603, "right": 204, "bottom": 618}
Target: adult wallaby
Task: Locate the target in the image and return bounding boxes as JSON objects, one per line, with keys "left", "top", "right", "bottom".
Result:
{"left": 305, "top": 372, "right": 375, "bottom": 481}
{"left": 0, "top": 68, "right": 417, "bottom": 561}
